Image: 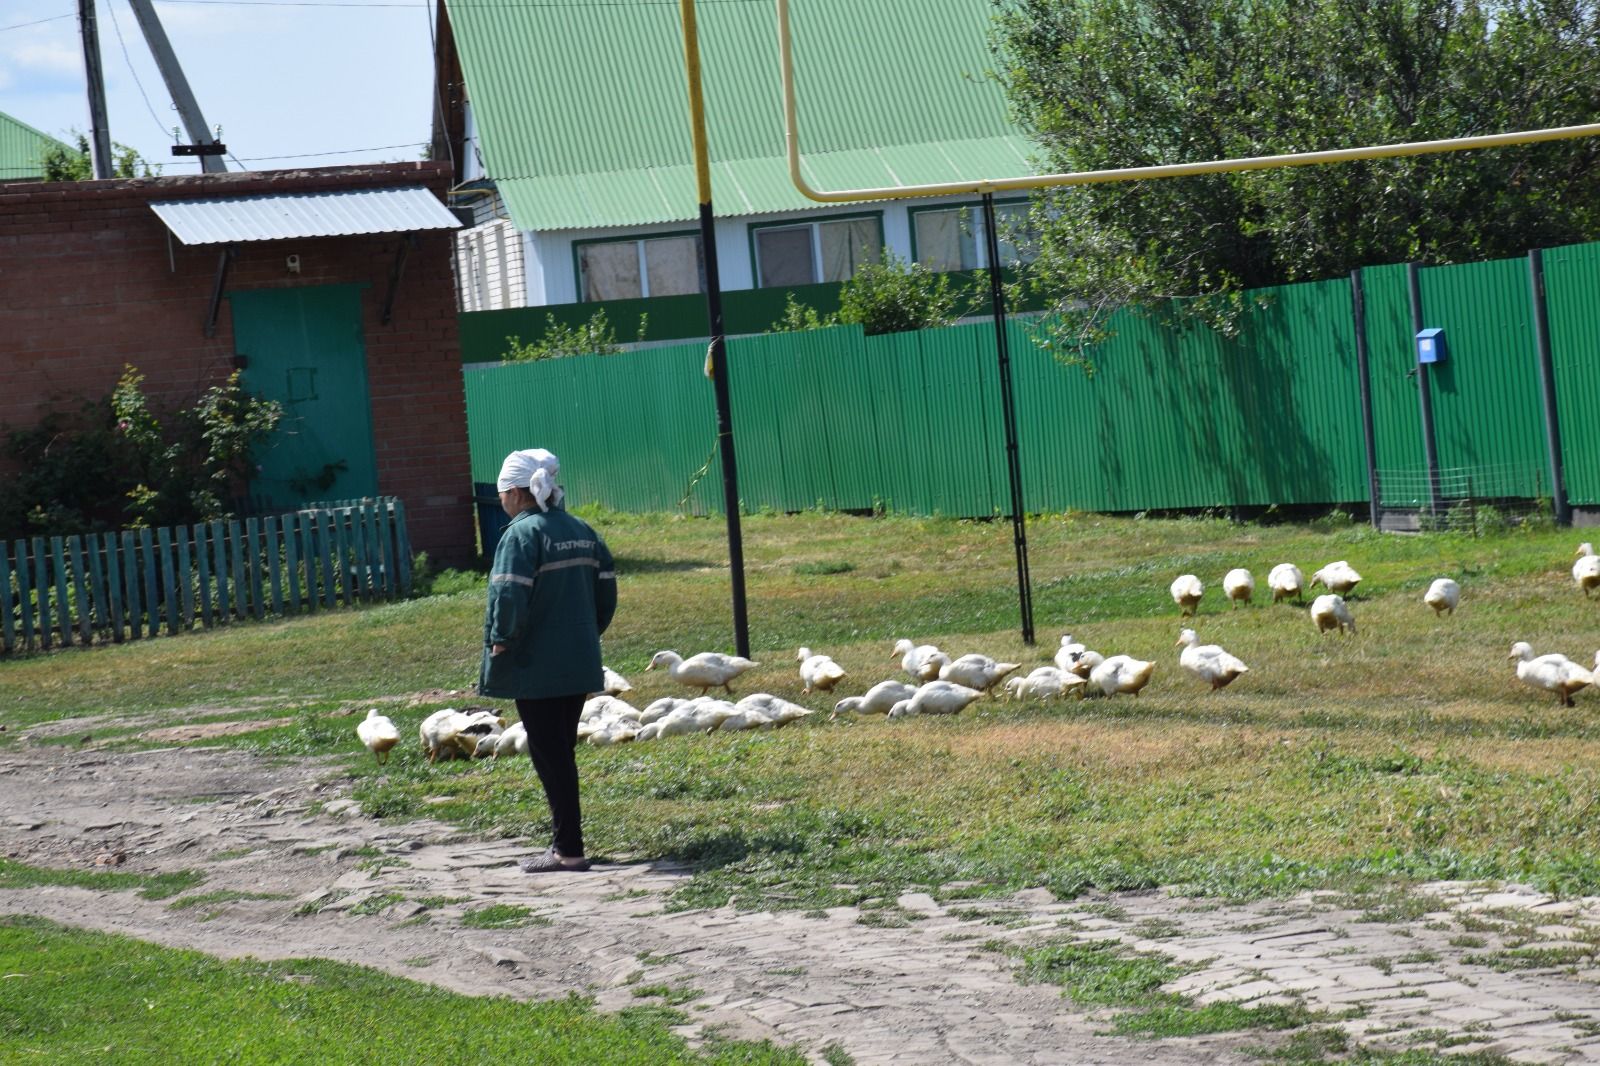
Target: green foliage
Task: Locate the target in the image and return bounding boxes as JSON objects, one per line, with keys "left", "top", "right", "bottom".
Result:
{"left": 41, "top": 133, "right": 153, "bottom": 181}
{"left": 768, "top": 252, "right": 960, "bottom": 336}
{"left": 993, "top": 0, "right": 1600, "bottom": 345}
{"left": 502, "top": 309, "right": 647, "bottom": 362}
{"left": 459, "top": 903, "right": 549, "bottom": 929}
{"left": 0, "top": 858, "right": 203, "bottom": 901}
{"left": 0, "top": 917, "right": 806, "bottom": 1064}
{"left": 769, "top": 292, "right": 832, "bottom": 333}
{"left": 0, "top": 365, "right": 281, "bottom": 540}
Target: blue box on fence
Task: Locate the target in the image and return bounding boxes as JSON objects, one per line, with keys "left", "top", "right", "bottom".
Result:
{"left": 1416, "top": 328, "right": 1447, "bottom": 365}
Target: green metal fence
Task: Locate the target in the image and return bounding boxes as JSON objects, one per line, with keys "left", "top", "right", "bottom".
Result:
{"left": 465, "top": 241, "right": 1600, "bottom": 517}
{"left": 0, "top": 498, "right": 411, "bottom": 654}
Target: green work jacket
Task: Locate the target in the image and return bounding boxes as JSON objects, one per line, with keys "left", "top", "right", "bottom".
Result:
{"left": 479, "top": 505, "right": 617, "bottom": 700}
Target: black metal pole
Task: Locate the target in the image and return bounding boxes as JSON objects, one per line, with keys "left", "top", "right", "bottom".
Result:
{"left": 1407, "top": 262, "right": 1442, "bottom": 517}
{"left": 1350, "top": 269, "right": 1382, "bottom": 531}
{"left": 679, "top": 0, "right": 749, "bottom": 657}
{"left": 699, "top": 205, "right": 751, "bottom": 657}
{"left": 981, "top": 193, "right": 1034, "bottom": 645}
{"left": 1527, "top": 248, "right": 1572, "bottom": 527}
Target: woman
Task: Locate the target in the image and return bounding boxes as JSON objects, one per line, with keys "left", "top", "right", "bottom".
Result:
{"left": 480, "top": 448, "right": 617, "bottom": 873}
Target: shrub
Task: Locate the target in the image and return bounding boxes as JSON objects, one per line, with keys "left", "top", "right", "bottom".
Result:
{"left": 0, "top": 366, "right": 281, "bottom": 540}
{"left": 769, "top": 252, "right": 963, "bottom": 336}
{"left": 502, "top": 310, "right": 647, "bottom": 362}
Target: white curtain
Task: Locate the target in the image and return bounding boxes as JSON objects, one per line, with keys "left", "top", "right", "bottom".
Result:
{"left": 644, "top": 235, "right": 701, "bottom": 296}
{"left": 819, "top": 218, "right": 881, "bottom": 282}
{"left": 579, "top": 242, "right": 642, "bottom": 301}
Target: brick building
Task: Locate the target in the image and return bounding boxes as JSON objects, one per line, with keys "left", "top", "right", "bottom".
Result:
{"left": 0, "top": 162, "right": 475, "bottom": 566}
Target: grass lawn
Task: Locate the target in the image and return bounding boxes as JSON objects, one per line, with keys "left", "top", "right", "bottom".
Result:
{"left": 4, "top": 509, "right": 1599, "bottom": 913}
{"left": 0, "top": 916, "right": 801, "bottom": 1064}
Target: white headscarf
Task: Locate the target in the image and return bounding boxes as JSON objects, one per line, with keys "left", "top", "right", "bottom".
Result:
{"left": 496, "top": 448, "right": 563, "bottom": 511}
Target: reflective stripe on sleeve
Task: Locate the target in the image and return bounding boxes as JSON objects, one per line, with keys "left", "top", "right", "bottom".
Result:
{"left": 490, "top": 573, "right": 536, "bottom": 587}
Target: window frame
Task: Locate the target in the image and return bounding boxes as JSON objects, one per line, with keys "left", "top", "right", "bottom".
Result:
{"left": 746, "top": 210, "right": 886, "bottom": 289}
{"left": 571, "top": 228, "right": 705, "bottom": 302}
{"left": 906, "top": 198, "right": 1033, "bottom": 271}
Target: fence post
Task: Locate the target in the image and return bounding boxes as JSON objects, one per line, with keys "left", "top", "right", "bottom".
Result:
{"left": 1407, "top": 263, "right": 1443, "bottom": 519}
{"left": 104, "top": 532, "right": 124, "bottom": 642}
{"left": 177, "top": 528, "right": 194, "bottom": 629}
{"left": 85, "top": 534, "right": 109, "bottom": 639}
{"left": 157, "top": 526, "right": 179, "bottom": 635}
{"left": 264, "top": 517, "right": 283, "bottom": 616}
{"left": 33, "top": 537, "right": 51, "bottom": 650}
{"left": 68, "top": 536, "right": 91, "bottom": 645}
{"left": 16, "top": 540, "right": 35, "bottom": 650}
{"left": 393, "top": 498, "right": 412, "bottom": 597}
{"left": 1527, "top": 248, "right": 1572, "bottom": 527}
{"left": 374, "top": 500, "right": 395, "bottom": 598}
{"left": 0, "top": 542, "right": 14, "bottom": 653}
{"left": 1350, "top": 269, "right": 1382, "bottom": 530}
{"left": 227, "top": 519, "right": 245, "bottom": 621}
{"left": 50, "top": 536, "right": 72, "bottom": 648}
{"left": 123, "top": 531, "right": 141, "bottom": 640}
{"left": 195, "top": 523, "right": 212, "bottom": 628}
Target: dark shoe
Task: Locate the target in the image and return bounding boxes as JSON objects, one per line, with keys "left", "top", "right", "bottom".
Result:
{"left": 518, "top": 848, "right": 591, "bottom": 873}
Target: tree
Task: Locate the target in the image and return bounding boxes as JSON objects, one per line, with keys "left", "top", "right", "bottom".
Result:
{"left": 42, "top": 134, "right": 154, "bottom": 181}
{"left": 992, "top": 0, "right": 1600, "bottom": 342}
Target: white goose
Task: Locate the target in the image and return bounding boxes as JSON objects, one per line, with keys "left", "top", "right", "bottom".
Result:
{"left": 1310, "top": 594, "right": 1355, "bottom": 636}
{"left": 1268, "top": 563, "right": 1304, "bottom": 604}
{"left": 735, "top": 693, "right": 812, "bottom": 727}
{"left": 1573, "top": 544, "right": 1600, "bottom": 597}
{"left": 598, "top": 666, "right": 633, "bottom": 696}
{"left": 1003, "top": 666, "right": 1085, "bottom": 702}
{"left": 647, "top": 650, "right": 759, "bottom": 694}
{"left": 1222, "top": 568, "right": 1254, "bottom": 609}
{"left": 892, "top": 639, "right": 950, "bottom": 682}
{"left": 1311, "top": 560, "right": 1362, "bottom": 595}
{"left": 1424, "top": 578, "right": 1461, "bottom": 616}
{"left": 797, "top": 648, "right": 847, "bottom": 694}
{"left": 1170, "top": 574, "right": 1204, "bottom": 616}
{"left": 833, "top": 679, "right": 918, "bottom": 719}
{"left": 1054, "top": 635, "right": 1104, "bottom": 678}
{"left": 1509, "top": 642, "right": 1593, "bottom": 707}
{"left": 419, "top": 709, "right": 468, "bottom": 762}
{"left": 493, "top": 720, "right": 528, "bottom": 758}
{"left": 886, "top": 681, "right": 984, "bottom": 718}
{"left": 1088, "top": 655, "right": 1156, "bottom": 698}
{"left": 1175, "top": 629, "right": 1248, "bottom": 691}
{"left": 356, "top": 709, "right": 400, "bottom": 765}
{"left": 939, "top": 653, "right": 1021, "bottom": 692}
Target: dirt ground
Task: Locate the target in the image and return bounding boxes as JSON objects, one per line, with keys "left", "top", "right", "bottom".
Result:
{"left": 2, "top": 738, "right": 1598, "bottom": 1065}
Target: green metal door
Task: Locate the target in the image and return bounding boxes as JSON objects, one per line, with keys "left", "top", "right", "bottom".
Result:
{"left": 231, "top": 284, "right": 379, "bottom": 510}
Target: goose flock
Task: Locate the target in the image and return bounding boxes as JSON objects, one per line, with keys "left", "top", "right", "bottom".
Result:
{"left": 356, "top": 543, "right": 1600, "bottom": 765}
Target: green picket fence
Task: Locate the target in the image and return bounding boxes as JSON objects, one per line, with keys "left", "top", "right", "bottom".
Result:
{"left": 0, "top": 498, "right": 411, "bottom": 655}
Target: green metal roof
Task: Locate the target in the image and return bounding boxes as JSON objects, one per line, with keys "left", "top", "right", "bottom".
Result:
{"left": 0, "top": 112, "right": 69, "bottom": 182}
{"left": 444, "top": 0, "right": 1037, "bottom": 231}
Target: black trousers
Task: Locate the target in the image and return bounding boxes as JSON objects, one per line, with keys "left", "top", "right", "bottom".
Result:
{"left": 515, "top": 694, "right": 586, "bottom": 858}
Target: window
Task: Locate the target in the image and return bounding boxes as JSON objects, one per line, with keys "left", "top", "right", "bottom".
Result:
{"left": 575, "top": 233, "right": 703, "bottom": 301}
{"left": 911, "top": 202, "right": 1037, "bottom": 271}
{"left": 752, "top": 215, "right": 883, "bottom": 288}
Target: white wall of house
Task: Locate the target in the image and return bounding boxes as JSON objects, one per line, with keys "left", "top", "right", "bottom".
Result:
{"left": 450, "top": 185, "right": 1027, "bottom": 312}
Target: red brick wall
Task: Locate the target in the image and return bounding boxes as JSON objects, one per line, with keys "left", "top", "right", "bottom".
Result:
{"left": 0, "top": 163, "right": 474, "bottom": 567}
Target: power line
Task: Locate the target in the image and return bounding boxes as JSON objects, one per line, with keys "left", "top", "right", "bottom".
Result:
{"left": 105, "top": 0, "right": 177, "bottom": 140}
{"left": 0, "top": 12, "right": 76, "bottom": 32}
{"left": 232, "top": 141, "right": 429, "bottom": 161}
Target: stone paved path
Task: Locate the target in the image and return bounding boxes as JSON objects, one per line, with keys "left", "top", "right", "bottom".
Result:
{"left": 2, "top": 745, "right": 1598, "bottom": 1064}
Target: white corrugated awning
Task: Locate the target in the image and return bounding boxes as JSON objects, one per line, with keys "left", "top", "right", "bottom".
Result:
{"left": 150, "top": 186, "right": 461, "bottom": 245}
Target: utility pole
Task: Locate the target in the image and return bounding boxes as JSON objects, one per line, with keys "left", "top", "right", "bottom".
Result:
{"left": 76, "top": 0, "right": 114, "bottom": 179}
{"left": 677, "top": 0, "right": 750, "bottom": 657}
{"left": 128, "top": 0, "right": 228, "bottom": 172}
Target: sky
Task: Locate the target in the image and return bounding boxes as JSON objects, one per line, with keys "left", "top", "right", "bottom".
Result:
{"left": 0, "top": 0, "right": 438, "bottom": 175}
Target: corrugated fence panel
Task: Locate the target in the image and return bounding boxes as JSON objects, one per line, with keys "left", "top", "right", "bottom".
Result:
{"left": 1418, "top": 257, "right": 1548, "bottom": 499}
{"left": 1359, "top": 264, "right": 1428, "bottom": 507}
{"left": 462, "top": 252, "right": 1597, "bottom": 519}
{"left": 1240, "top": 278, "right": 1367, "bottom": 504}
{"left": 1542, "top": 241, "right": 1600, "bottom": 506}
